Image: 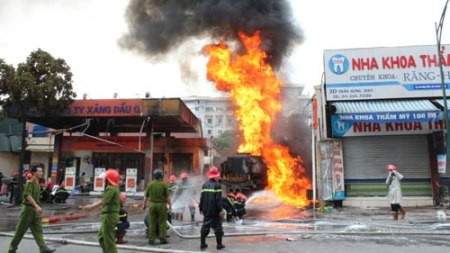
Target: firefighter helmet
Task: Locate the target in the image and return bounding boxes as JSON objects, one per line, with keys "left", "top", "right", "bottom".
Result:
{"left": 180, "top": 172, "right": 188, "bottom": 179}
{"left": 206, "top": 166, "right": 221, "bottom": 178}
{"left": 120, "top": 193, "right": 127, "bottom": 202}
{"left": 169, "top": 175, "right": 176, "bottom": 182}
{"left": 105, "top": 169, "right": 119, "bottom": 186}
{"left": 227, "top": 192, "right": 236, "bottom": 199}
{"left": 236, "top": 192, "right": 248, "bottom": 201}
{"left": 153, "top": 169, "right": 163, "bottom": 180}
{"left": 387, "top": 164, "right": 397, "bottom": 171}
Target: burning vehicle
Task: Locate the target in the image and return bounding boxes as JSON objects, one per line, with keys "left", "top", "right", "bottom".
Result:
{"left": 219, "top": 153, "right": 267, "bottom": 194}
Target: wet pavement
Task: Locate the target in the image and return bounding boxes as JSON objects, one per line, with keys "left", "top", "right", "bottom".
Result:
{"left": 1, "top": 192, "right": 450, "bottom": 253}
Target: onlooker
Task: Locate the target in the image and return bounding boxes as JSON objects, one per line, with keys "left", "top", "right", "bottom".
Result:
{"left": 8, "top": 165, "right": 56, "bottom": 253}
{"left": 199, "top": 166, "right": 225, "bottom": 251}
{"left": 9, "top": 173, "right": 18, "bottom": 204}
{"left": 386, "top": 164, "right": 406, "bottom": 220}
{"left": 79, "top": 172, "right": 87, "bottom": 193}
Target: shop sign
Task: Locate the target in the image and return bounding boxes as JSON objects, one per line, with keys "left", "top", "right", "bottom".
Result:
{"left": 332, "top": 116, "right": 446, "bottom": 137}
{"left": 125, "top": 168, "right": 138, "bottom": 192}
{"left": 324, "top": 45, "right": 450, "bottom": 101}
{"left": 94, "top": 167, "right": 106, "bottom": 192}
{"left": 64, "top": 167, "right": 76, "bottom": 190}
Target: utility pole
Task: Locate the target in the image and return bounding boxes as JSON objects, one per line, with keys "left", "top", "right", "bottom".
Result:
{"left": 436, "top": 0, "right": 450, "bottom": 155}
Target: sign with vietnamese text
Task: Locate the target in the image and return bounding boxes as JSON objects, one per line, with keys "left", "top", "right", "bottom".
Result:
{"left": 64, "top": 167, "right": 76, "bottom": 190}
{"left": 324, "top": 45, "right": 450, "bottom": 101}
{"left": 94, "top": 167, "right": 106, "bottom": 192}
{"left": 125, "top": 168, "right": 137, "bottom": 192}
{"left": 332, "top": 115, "right": 446, "bottom": 137}
{"left": 332, "top": 140, "right": 345, "bottom": 200}
{"left": 438, "top": 154, "right": 447, "bottom": 174}
{"left": 62, "top": 99, "right": 142, "bottom": 117}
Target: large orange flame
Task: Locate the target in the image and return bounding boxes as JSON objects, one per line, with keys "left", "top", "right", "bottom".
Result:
{"left": 203, "top": 31, "right": 311, "bottom": 208}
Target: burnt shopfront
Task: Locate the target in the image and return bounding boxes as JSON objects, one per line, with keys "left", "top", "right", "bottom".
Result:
{"left": 29, "top": 98, "right": 209, "bottom": 190}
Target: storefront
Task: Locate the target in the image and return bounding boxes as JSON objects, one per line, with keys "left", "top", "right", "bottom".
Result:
{"left": 320, "top": 45, "right": 450, "bottom": 206}
{"left": 28, "top": 98, "right": 209, "bottom": 191}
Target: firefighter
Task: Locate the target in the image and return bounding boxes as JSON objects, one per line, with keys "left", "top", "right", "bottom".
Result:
{"left": 234, "top": 192, "right": 247, "bottom": 220}
{"left": 79, "top": 168, "right": 120, "bottom": 253}
{"left": 199, "top": 166, "right": 225, "bottom": 251}
{"left": 116, "top": 193, "right": 130, "bottom": 244}
{"left": 54, "top": 183, "right": 70, "bottom": 203}
{"left": 8, "top": 165, "right": 56, "bottom": 253}
{"left": 168, "top": 174, "right": 179, "bottom": 221}
{"left": 143, "top": 168, "right": 171, "bottom": 245}
{"left": 175, "top": 172, "right": 197, "bottom": 222}
{"left": 222, "top": 192, "right": 237, "bottom": 222}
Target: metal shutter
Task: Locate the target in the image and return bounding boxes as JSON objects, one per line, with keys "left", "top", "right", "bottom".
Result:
{"left": 343, "top": 135, "right": 430, "bottom": 179}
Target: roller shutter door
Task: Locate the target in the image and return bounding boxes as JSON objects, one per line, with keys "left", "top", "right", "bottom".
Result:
{"left": 343, "top": 135, "right": 430, "bottom": 179}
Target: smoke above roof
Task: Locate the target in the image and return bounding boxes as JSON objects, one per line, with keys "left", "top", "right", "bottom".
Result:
{"left": 119, "top": 0, "right": 303, "bottom": 69}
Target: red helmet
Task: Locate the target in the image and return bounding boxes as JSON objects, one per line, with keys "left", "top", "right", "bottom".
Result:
{"left": 387, "top": 164, "right": 397, "bottom": 171}
{"left": 46, "top": 181, "right": 54, "bottom": 189}
{"left": 180, "top": 172, "right": 188, "bottom": 179}
{"left": 169, "top": 175, "right": 176, "bottom": 182}
{"left": 105, "top": 169, "right": 119, "bottom": 186}
{"left": 206, "top": 166, "right": 221, "bottom": 179}
{"left": 120, "top": 193, "right": 127, "bottom": 202}
{"left": 236, "top": 193, "right": 247, "bottom": 201}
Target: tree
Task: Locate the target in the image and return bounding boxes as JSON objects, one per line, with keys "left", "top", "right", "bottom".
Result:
{"left": 212, "top": 130, "right": 238, "bottom": 156}
{"left": 0, "top": 49, "right": 76, "bottom": 204}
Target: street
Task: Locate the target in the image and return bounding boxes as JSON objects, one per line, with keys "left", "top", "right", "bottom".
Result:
{"left": 1, "top": 193, "right": 450, "bottom": 253}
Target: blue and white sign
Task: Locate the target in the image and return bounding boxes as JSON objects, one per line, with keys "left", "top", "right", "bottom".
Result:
{"left": 438, "top": 154, "right": 447, "bottom": 174}
{"left": 336, "top": 111, "right": 440, "bottom": 123}
{"left": 331, "top": 115, "right": 446, "bottom": 137}
{"left": 324, "top": 45, "right": 450, "bottom": 101}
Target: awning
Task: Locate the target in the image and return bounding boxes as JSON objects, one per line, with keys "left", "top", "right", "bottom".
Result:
{"left": 331, "top": 100, "right": 441, "bottom": 123}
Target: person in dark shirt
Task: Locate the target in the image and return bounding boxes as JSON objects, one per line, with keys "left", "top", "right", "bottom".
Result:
{"left": 116, "top": 193, "right": 130, "bottom": 244}
{"left": 199, "top": 166, "right": 225, "bottom": 251}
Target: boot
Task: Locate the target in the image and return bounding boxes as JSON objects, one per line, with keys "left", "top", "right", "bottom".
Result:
{"left": 392, "top": 212, "right": 398, "bottom": 220}
{"left": 116, "top": 230, "right": 128, "bottom": 244}
{"left": 179, "top": 214, "right": 183, "bottom": 222}
{"left": 191, "top": 214, "right": 195, "bottom": 222}
{"left": 400, "top": 208, "right": 406, "bottom": 219}
{"left": 200, "top": 235, "right": 208, "bottom": 250}
{"left": 216, "top": 236, "right": 225, "bottom": 250}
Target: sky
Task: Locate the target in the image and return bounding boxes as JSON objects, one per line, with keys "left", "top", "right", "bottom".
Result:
{"left": 1, "top": 0, "right": 450, "bottom": 99}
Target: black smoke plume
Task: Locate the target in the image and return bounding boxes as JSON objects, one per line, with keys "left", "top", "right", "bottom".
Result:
{"left": 120, "top": 0, "right": 303, "bottom": 69}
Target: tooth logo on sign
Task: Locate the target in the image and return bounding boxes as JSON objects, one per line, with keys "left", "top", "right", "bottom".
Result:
{"left": 332, "top": 116, "right": 352, "bottom": 137}
{"left": 329, "top": 54, "right": 349, "bottom": 75}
